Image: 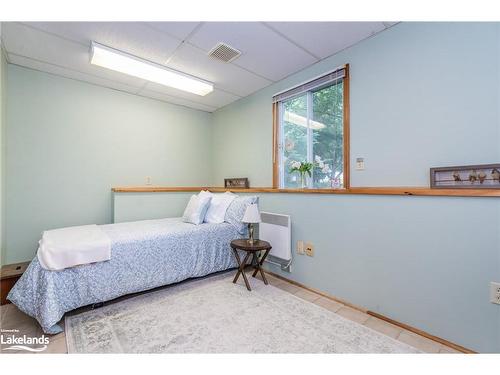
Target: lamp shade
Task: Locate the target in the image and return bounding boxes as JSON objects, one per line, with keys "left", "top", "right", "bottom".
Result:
{"left": 242, "top": 204, "right": 261, "bottom": 223}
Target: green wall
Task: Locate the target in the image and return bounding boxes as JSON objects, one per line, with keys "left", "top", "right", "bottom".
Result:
{"left": 5, "top": 65, "right": 213, "bottom": 264}
{"left": 210, "top": 22, "right": 500, "bottom": 352}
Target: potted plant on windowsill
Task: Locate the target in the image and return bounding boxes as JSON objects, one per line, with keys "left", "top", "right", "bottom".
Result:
{"left": 290, "top": 161, "right": 314, "bottom": 189}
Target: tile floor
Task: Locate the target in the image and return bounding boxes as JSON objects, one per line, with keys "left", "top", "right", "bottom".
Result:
{"left": 0, "top": 271, "right": 462, "bottom": 354}
{"left": 260, "top": 273, "right": 461, "bottom": 354}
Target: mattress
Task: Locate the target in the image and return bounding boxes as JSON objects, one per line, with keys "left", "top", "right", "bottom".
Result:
{"left": 8, "top": 217, "right": 243, "bottom": 334}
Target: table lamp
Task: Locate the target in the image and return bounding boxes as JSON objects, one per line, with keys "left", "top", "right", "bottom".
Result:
{"left": 242, "top": 203, "right": 261, "bottom": 244}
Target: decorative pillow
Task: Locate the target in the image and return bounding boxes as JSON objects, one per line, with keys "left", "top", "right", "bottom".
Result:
{"left": 182, "top": 194, "right": 212, "bottom": 225}
{"left": 199, "top": 191, "right": 237, "bottom": 224}
{"left": 225, "top": 196, "right": 259, "bottom": 234}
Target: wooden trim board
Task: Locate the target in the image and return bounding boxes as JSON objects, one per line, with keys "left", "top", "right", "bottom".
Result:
{"left": 112, "top": 186, "right": 500, "bottom": 197}
{"left": 265, "top": 270, "right": 368, "bottom": 312}
{"left": 272, "top": 102, "right": 279, "bottom": 189}
{"left": 367, "top": 311, "right": 475, "bottom": 354}
{"left": 264, "top": 270, "right": 475, "bottom": 354}
{"left": 343, "top": 64, "right": 350, "bottom": 189}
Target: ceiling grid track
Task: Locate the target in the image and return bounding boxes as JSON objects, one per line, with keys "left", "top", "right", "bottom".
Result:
{"left": 261, "top": 22, "right": 321, "bottom": 61}
{"left": 19, "top": 22, "right": 89, "bottom": 48}
{"left": 163, "top": 22, "right": 204, "bottom": 65}
{"left": 3, "top": 22, "right": 398, "bottom": 112}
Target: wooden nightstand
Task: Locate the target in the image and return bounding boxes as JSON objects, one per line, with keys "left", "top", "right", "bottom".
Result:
{"left": 230, "top": 239, "right": 272, "bottom": 291}
{"left": 1, "top": 262, "right": 30, "bottom": 305}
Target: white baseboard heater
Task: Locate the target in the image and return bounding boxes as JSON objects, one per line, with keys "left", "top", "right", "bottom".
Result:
{"left": 259, "top": 212, "right": 292, "bottom": 272}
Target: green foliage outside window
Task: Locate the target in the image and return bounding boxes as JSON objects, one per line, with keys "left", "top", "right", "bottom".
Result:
{"left": 281, "top": 81, "right": 344, "bottom": 188}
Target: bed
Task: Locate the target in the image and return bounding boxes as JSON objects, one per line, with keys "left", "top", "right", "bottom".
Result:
{"left": 8, "top": 217, "right": 243, "bottom": 334}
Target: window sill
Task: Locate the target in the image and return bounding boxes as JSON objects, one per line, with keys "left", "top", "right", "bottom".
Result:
{"left": 111, "top": 186, "right": 500, "bottom": 197}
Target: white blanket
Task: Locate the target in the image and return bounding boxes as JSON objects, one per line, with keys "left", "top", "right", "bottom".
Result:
{"left": 37, "top": 224, "right": 111, "bottom": 271}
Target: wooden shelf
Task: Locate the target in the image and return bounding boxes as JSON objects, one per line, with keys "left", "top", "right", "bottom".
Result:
{"left": 112, "top": 186, "right": 500, "bottom": 197}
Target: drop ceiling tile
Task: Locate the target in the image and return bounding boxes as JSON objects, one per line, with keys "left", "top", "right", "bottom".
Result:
{"left": 265, "top": 22, "right": 386, "bottom": 59}
{"left": 3, "top": 21, "right": 396, "bottom": 112}
{"left": 144, "top": 81, "right": 240, "bottom": 108}
{"left": 167, "top": 43, "right": 271, "bottom": 97}
{"left": 8, "top": 53, "right": 141, "bottom": 95}
{"left": 3, "top": 22, "right": 147, "bottom": 87}
{"left": 138, "top": 88, "right": 216, "bottom": 112}
{"left": 188, "top": 22, "right": 317, "bottom": 81}
{"left": 145, "top": 22, "right": 200, "bottom": 41}
{"left": 24, "top": 22, "right": 182, "bottom": 65}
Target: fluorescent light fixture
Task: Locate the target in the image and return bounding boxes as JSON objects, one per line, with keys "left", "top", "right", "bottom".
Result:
{"left": 284, "top": 111, "right": 325, "bottom": 130}
{"left": 90, "top": 42, "right": 213, "bottom": 96}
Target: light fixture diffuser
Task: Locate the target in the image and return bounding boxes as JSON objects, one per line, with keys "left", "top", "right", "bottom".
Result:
{"left": 90, "top": 42, "right": 213, "bottom": 96}
{"left": 284, "top": 111, "right": 325, "bottom": 130}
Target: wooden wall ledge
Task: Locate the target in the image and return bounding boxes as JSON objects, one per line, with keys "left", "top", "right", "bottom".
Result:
{"left": 111, "top": 186, "right": 500, "bottom": 197}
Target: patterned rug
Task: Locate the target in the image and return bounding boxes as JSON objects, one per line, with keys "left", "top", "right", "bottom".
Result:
{"left": 65, "top": 272, "right": 419, "bottom": 353}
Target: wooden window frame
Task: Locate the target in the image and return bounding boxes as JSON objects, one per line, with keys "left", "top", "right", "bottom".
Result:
{"left": 272, "top": 64, "right": 350, "bottom": 189}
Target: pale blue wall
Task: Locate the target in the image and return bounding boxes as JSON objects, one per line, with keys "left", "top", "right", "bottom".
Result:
{"left": 5, "top": 65, "right": 213, "bottom": 264}
{"left": 113, "top": 191, "right": 500, "bottom": 352}
{"left": 210, "top": 22, "right": 500, "bottom": 352}
{"left": 212, "top": 22, "right": 500, "bottom": 187}
{"left": 113, "top": 192, "right": 193, "bottom": 223}
{"left": 0, "top": 46, "right": 6, "bottom": 267}
{"left": 3, "top": 22, "right": 500, "bottom": 352}
{"left": 260, "top": 194, "right": 500, "bottom": 353}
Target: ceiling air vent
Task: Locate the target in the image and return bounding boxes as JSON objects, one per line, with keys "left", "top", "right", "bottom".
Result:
{"left": 208, "top": 42, "right": 241, "bottom": 63}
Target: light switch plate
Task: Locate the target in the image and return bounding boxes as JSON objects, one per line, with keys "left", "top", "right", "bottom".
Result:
{"left": 305, "top": 242, "right": 314, "bottom": 257}
{"left": 297, "top": 240, "right": 305, "bottom": 255}
{"left": 490, "top": 282, "right": 500, "bottom": 305}
{"left": 355, "top": 158, "right": 365, "bottom": 170}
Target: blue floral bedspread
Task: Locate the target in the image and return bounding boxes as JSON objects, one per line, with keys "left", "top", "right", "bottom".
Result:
{"left": 8, "top": 218, "right": 243, "bottom": 334}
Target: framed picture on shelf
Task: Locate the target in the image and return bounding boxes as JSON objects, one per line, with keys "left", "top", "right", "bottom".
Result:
{"left": 224, "top": 178, "right": 250, "bottom": 189}
{"left": 430, "top": 164, "right": 500, "bottom": 189}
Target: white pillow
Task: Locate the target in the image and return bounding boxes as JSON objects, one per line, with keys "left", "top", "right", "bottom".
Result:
{"left": 199, "top": 191, "right": 237, "bottom": 224}
{"left": 182, "top": 194, "right": 212, "bottom": 225}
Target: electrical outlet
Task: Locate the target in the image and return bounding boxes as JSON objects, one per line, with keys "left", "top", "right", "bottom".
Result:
{"left": 145, "top": 176, "right": 152, "bottom": 185}
{"left": 297, "top": 240, "right": 305, "bottom": 255}
{"left": 490, "top": 282, "right": 500, "bottom": 305}
{"left": 305, "top": 242, "right": 314, "bottom": 257}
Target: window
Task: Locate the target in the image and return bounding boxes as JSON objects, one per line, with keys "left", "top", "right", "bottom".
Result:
{"left": 273, "top": 65, "right": 349, "bottom": 189}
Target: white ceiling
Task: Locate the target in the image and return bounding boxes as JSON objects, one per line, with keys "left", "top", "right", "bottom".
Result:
{"left": 1, "top": 22, "right": 396, "bottom": 112}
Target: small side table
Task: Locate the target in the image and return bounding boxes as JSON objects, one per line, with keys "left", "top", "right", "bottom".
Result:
{"left": 230, "top": 239, "right": 272, "bottom": 291}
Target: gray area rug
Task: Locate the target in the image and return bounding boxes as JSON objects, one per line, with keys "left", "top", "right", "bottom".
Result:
{"left": 65, "top": 272, "right": 419, "bottom": 353}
